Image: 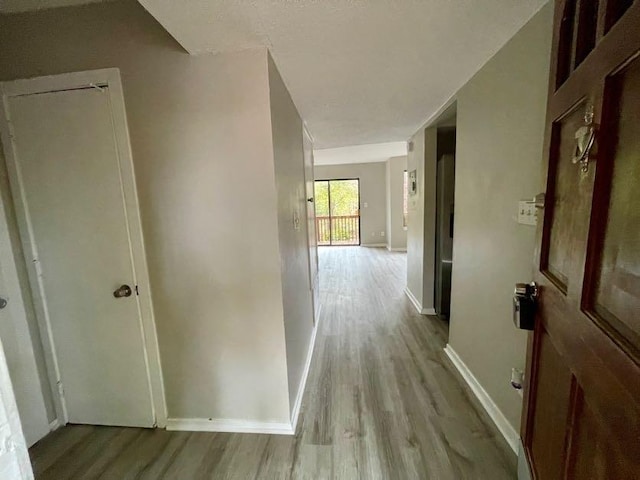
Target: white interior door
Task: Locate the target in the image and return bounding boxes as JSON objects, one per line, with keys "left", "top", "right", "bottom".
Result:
{"left": 4, "top": 86, "right": 154, "bottom": 427}
{"left": 0, "top": 273, "right": 35, "bottom": 479}
{"left": 0, "top": 171, "right": 49, "bottom": 446}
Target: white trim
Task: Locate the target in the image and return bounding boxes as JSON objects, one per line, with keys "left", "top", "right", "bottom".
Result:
{"left": 444, "top": 344, "right": 519, "bottom": 453}
{"left": 0, "top": 169, "right": 50, "bottom": 446}
{"left": 303, "top": 122, "right": 316, "bottom": 144}
{"left": 166, "top": 418, "right": 294, "bottom": 435}
{"left": 314, "top": 287, "right": 322, "bottom": 325}
{"left": 517, "top": 438, "right": 533, "bottom": 480}
{"left": 417, "top": 92, "right": 458, "bottom": 132}
{"left": 0, "top": 69, "right": 167, "bottom": 428}
{"left": 404, "top": 288, "right": 436, "bottom": 315}
{"left": 387, "top": 247, "right": 407, "bottom": 252}
{"left": 48, "top": 419, "right": 60, "bottom": 432}
{"left": 404, "top": 287, "right": 422, "bottom": 314}
{"left": 0, "top": 78, "right": 67, "bottom": 427}
{"left": 361, "top": 243, "right": 387, "bottom": 248}
{"left": 290, "top": 313, "right": 320, "bottom": 432}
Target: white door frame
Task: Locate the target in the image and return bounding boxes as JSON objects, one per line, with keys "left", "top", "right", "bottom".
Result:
{"left": 0, "top": 68, "right": 167, "bottom": 429}
{"left": 0, "top": 334, "right": 34, "bottom": 479}
{"left": 0, "top": 171, "right": 50, "bottom": 444}
{"left": 302, "top": 124, "right": 319, "bottom": 323}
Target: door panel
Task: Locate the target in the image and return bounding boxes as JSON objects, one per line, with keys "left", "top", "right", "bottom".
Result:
{"left": 543, "top": 102, "right": 596, "bottom": 292}
{"left": 6, "top": 88, "right": 154, "bottom": 427}
{"left": 591, "top": 57, "right": 640, "bottom": 352}
{"left": 523, "top": 1, "right": 640, "bottom": 478}
{"left": 528, "top": 331, "right": 573, "bottom": 480}
{"left": 569, "top": 393, "right": 637, "bottom": 478}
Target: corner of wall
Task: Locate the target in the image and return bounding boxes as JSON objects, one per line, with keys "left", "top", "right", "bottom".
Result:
{"left": 447, "top": 1, "right": 553, "bottom": 444}
{"left": 267, "top": 54, "right": 316, "bottom": 422}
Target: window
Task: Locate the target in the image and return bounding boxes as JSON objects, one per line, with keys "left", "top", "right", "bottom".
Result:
{"left": 403, "top": 170, "right": 409, "bottom": 228}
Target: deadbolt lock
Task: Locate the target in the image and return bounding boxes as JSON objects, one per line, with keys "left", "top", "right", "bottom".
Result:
{"left": 513, "top": 282, "right": 538, "bottom": 331}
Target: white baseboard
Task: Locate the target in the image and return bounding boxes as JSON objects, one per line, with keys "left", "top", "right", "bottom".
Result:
{"left": 421, "top": 307, "right": 437, "bottom": 315}
{"left": 166, "top": 417, "right": 293, "bottom": 435}
{"left": 290, "top": 312, "right": 320, "bottom": 432}
{"left": 404, "top": 287, "right": 422, "bottom": 314}
{"left": 361, "top": 243, "right": 387, "bottom": 248}
{"left": 443, "top": 344, "right": 519, "bottom": 453}
{"left": 517, "top": 439, "right": 532, "bottom": 480}
{"left": 166, "top": 306, "right": 321, "bottom": 438}
{"left": 387, "top": 247, "right": 407, "bottom": 252}
{"left": 48, "top": 419, "right": 61, "bottom": 432}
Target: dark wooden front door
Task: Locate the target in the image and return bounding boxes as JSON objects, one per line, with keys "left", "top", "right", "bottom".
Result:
{"left": 522, "top": 1, "right": 640, "bottom": 478}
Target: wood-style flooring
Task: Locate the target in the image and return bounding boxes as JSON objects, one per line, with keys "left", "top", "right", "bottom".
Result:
{"left": 29, "top": 246, "right": 516, "bottom": 479}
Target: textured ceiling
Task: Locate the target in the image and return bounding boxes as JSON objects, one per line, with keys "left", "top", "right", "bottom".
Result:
{"left": 7, "top": 0, "right": 547, "bottom": 147}
{"left": 0, "top": 0, "right": 110, "bottom": 13}
{"left": 138, "top": 0, "right": 547, "bottom": 148}
{"left": 314, "top": 142, "right": 407, "bottom": 166}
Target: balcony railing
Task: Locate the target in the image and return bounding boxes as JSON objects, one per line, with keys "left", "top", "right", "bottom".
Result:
{"left": 316, "top": 215, "right": 360, "bottom": 245}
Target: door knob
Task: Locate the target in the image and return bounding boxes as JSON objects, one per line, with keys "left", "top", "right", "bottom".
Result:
{"left": 0, "top": 297, "right": 7, "bottom": 309}
{"left": 113, "top": 284, "right": 132, "bottom": 298}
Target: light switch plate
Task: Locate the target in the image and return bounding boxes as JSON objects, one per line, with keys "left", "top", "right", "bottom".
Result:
{"left": 518, "top": 201, "right": 537, "bottom": 226}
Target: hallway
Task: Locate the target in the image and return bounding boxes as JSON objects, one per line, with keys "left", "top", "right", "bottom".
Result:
{"left": 29, "top": 247, "right": 515, "bottom": 479}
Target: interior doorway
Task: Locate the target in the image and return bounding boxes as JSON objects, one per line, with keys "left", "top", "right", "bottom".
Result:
{"left": 0, "top": 69, "right": 165, "bottom": 446}
{"left": 435, "top": 127, "right": 456, "bottom": 318}
{"left": 314, "top": 179, "right": 361, "bottom": 246}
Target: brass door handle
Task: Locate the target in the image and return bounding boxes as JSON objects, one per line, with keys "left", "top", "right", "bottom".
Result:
{"left": 113, "top": 284, "right": 132, "bottom": 298}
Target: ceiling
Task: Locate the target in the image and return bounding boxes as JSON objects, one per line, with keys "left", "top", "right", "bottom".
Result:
{"left": 138, "top": 0, "right": 548, "bottom": 148}
{"left": 314, "top": 142, "right": 407, "bottom": 166}
{"left": 2, "top": 0, "right": 548, "bottom": 148}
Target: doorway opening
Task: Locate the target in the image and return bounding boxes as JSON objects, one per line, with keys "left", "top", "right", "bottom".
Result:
{"left": 0, "top": 69, "right": 165, "bottom": 450}
{"left": 435, "top": 127, "right": 456, "bottom": 318}
{"left": 314, "top": 179, "right": 361, "bottom": 246}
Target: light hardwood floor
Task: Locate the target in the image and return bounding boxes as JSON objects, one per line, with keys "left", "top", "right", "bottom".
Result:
{"left": 29, "top": 246, "right": 516, "bottom": 479}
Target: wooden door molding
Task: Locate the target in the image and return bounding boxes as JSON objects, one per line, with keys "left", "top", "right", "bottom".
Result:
{"left": 0, "top": 69, "right": 167, "bottom": 429}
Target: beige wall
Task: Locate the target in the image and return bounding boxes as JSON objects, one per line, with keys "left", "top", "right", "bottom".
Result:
{"left": 314, "top": 162, "right": 387, "bottom": 246}
{"left": 386, "top": 156, "right": 408, "bottom": 251}
{"left": 267, "top": 54, "right": 315, "bottom": 416}
{"left": 449, "top": 3, "right": 552, "bottom": 430}
{"left": 0, "top": 1, "right": 292, "bottom": 425}
{"left": 406, "top": 129, "right": 437, "bottom": 312}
